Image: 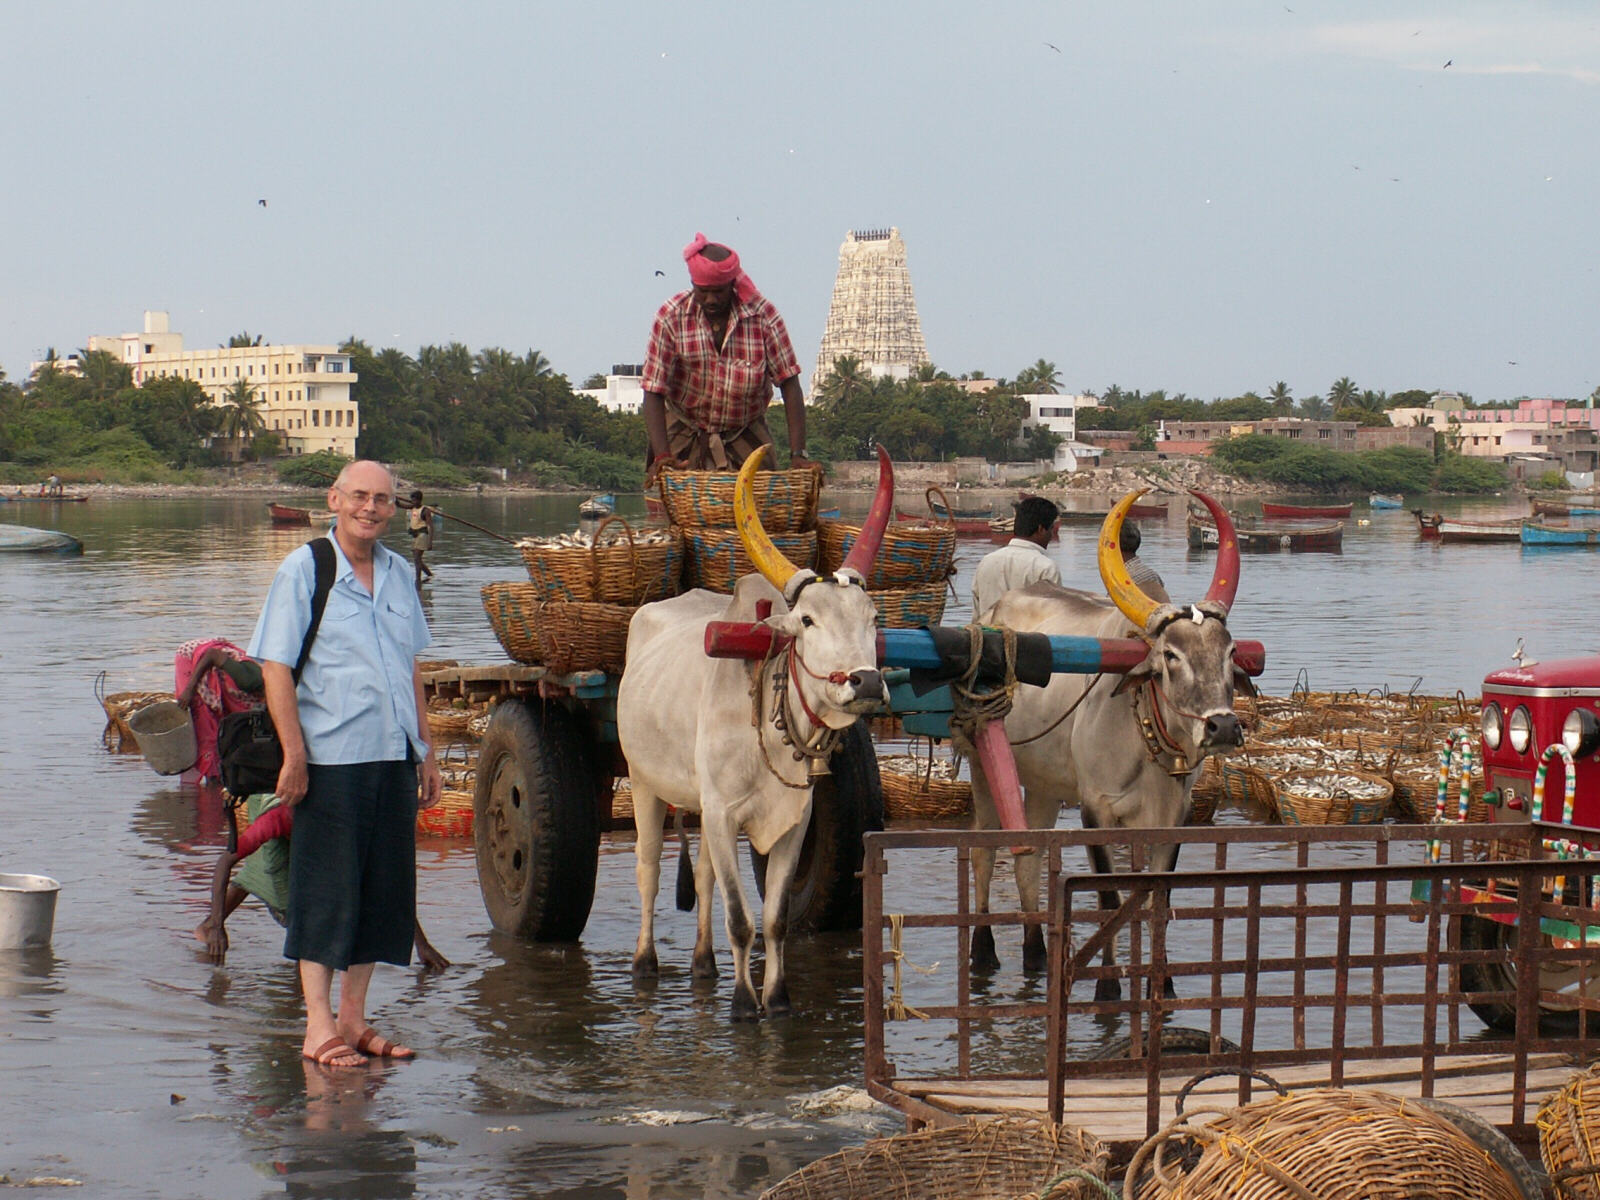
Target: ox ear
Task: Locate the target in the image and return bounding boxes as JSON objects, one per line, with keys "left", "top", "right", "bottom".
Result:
{"left": 1112, "top": 661, "right": 1155, "bottom": 696}
{"left": 1232, "top": 665, "right": 1259, "bottom": 699}
{"left": 765, "top": 611, "right": 805, "bottom": 637}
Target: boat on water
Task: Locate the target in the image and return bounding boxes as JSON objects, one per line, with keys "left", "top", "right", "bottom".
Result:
{"left": 929, "top": 499, "right": 994, "bottom": 520}
{"left": 896, "top": 508, "right": 993, "bottom": 537}
{"left": 1260, "top": 501, "right": 1355, "bottom": 519}
{"left": 985, "top": 516, "right": 1061, "bottom": 544}
{"left": 578, "top": 495, "right": 613, "bottom": 519}
{"left": 816, "top": 506, "right": 840, "bottom": 521}
{"left": 1522, "top": 520, "right": 1600, "bottom": 547}
{"left": 0, "top": 492, "right": 88, "bottom": 503}
{"left": 267, "top": 502, "right": 333, "bottom": 526}
{"left": 1412, "top": 509, "right": 1444, "bottom": 540}
{"left": 1126, "top": 500, "right": 1169, "bottom": 519}
{"left": 1188, "top": 511, "right": 1342, "bottom": 552}
{"left": 1436, "top": 518, "right": 1522, "bottom": 544}
{"left": 1531, "top": 497, "right": 1600, "bottom": 518}
{"left": 0, "top": 524, "right": 84, "bottom": 554}
{"left": 1369, "top": 493, "right": 1404, "bottom": 510}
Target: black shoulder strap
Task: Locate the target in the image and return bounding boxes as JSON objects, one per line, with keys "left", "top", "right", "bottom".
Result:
{"left": 292, "top": 537, "right": 336, "bottom": 684}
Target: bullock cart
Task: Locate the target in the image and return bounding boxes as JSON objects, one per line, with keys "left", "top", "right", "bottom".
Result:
{"left": 860, "top": 820, "right": 1600, "bottom": 1176}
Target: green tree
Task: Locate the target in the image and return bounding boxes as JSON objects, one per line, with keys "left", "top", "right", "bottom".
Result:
{"left": 1329, "top": 377, "right": 1358, "bottom": 410}
{"left": 219, "top": 378, "right": 267, "bottom": 456}
{"left": 1268, "top": 381, "right": 1293, "bottom": 415}
{"left": 79, "top": 349, "right": 132, "bottom": 401}
{"left": 1014, "top": 358, "right": 1061, "bottom": 394}
{"left": 226, "top": 332, "right": 263, "bottom": 348}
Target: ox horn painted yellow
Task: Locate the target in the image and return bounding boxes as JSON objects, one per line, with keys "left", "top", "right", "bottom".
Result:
{"left": 1098, "top": 488, "right": 1160, "bottom": 628}
{"left": 733, "top": 446, "right": 802, "bottom": 592}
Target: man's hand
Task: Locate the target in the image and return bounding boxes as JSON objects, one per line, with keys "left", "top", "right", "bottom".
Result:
{"left": 417, "top": 751, "right": 443, "bottom": 810}
{"left": 644, "top": 454, "right": 682, "bottom": 489}
{"left": 790, "top": 452, "right": 818, "bottom": 473}
{"left": 196, "top": 916, "right": 229, "bottom": 963}
{"left": 276, "top": 752, "right": 309, "bottom": 806}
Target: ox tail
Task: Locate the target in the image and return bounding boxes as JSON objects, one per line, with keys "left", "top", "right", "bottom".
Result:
{"left": 674, "top": 808, "right": 695, "bottom": 912}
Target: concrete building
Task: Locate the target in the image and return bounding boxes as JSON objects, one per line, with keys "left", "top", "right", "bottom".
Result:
{"left": 1153, "top": 417, "right": 1434, "bottom": 456}
{"left": 575, "top": 363, "right": 645, "bottom": 416}
{"left": 1018, "top": 393, "right": 1102, "bottom": 471}
{"left": 812, "top": 228, "right": 930, "bottom": 389}
{"left": 87, "top": 311, "right": 358, "bottom": 456}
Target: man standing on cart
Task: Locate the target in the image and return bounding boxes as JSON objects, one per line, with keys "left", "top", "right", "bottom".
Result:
{"left": 642, "top": 233, "right": 814, "bottom": 485}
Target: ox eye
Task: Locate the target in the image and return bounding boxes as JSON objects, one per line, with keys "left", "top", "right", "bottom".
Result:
{"left": 1163, "top": 650, "right": 1180, "bottom": 665}
{"left": 800, "top": 615, "right": 815, "bottom": 628}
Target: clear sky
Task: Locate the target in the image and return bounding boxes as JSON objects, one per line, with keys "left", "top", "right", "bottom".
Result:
{"left": 3, "top": 1, "right": 1596, "bottom": 405}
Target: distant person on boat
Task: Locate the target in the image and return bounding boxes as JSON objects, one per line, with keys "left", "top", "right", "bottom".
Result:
{"left": 641, "top": 233, "right": 814, "bottom": 485}
{"left": 174, "top": 638, "right": 264, "bottom": 786}
{"left": 45, "top": 474, "right": 62, "bottom": 497}
{"left": 1119, "top": 521, "right": 1170, "bottom": 603}
{"left": 971, "top": 496, "right": 1061, "bottom": 622}
{"left": 194, "top": 792, "right": 447, "bottom": 971}
{"left": 405, "top": 490, "right": 436, "bottom": 588}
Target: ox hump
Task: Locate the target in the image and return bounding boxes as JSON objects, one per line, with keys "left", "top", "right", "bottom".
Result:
{"left": 992, "top": 581, "right": 1136, "bottom": 639}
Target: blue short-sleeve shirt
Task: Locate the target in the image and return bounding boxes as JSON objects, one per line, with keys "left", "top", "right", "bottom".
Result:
{"left": 248, "top": 530, "right": 432, "bottom": 765}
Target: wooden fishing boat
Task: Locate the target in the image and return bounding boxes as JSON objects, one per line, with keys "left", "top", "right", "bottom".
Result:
{"left": 1261, "top": 501, "right": 1354, "bottom": 519}
{"left": 897, "top": 508, "right": 992, "bottom": 537}
{"left": 0, "top": 524, "right": 84, "bottom": 554}
{"left": 986, "top": 516, "right": 1061, "bottom": 544}
{"left": 1435, "top": 518, "right": 1522, "bottom": 544}
{"left": 0, "top": 492, "right": 88, "bottom": 503}
{"left": 578, "top": 495, "right": 613, "bottom": 519}
{"left": 928, "top": 499, "right": 993, "bottom": 520}
{"left": 1369, "top": 493, "right": 1404, "bottom": 510}
{"left": 268, "top": 502, "right": 311, "bottom": 525}
{"left": 1531, "top": 497, "right": 1600, "bottom": 518}
{"left": 1522, "top": 520, "right": 1600, "bottom": 547}
{"left": 1412, "top": 509, "right": 1444, "bottom": 540}
{"left": 1188, "top": 512, "right": 1342, "bottom": 552}
{"left": 645, "top": 494, "right": 665, "bottom": 518}
{"left": 816, "top": 507, "right": 840, "bottom": 521}
{"left": 1054, "top": 508, "right": 1114, "bottom": 523}
{"left": 1126, "top": 500, "right": 1169, "bottom": 519}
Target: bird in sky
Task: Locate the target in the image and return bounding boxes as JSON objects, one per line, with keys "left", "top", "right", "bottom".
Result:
{"left": 1508, "top": 361, "right": 1518, "bottom": 365}
{"left": 258, "top": 199, "right": 267, "bottom": 207}
{"left": 654, "top": 270, "right": 665, "bottom": 277}
{"left": 1044, "top": 41, "right": 1060, "bottom": 53}
{"left": 1443, "top": 59, "right": 1453, "bottom": 68}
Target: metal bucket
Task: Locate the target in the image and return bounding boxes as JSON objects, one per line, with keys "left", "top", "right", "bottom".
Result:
{"left": 0, "top": 874, "right": 60, "bottom": 949}
{"left": 126, "top": 700, "right": 198, "bottom": 775}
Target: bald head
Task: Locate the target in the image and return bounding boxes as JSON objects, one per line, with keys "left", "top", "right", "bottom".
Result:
{"left": 334, "top": 459, "right": 395, "bottom": 493}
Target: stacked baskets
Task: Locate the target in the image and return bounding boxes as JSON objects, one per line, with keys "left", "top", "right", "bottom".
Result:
{"left": 485, "top": 516, "right": 684, "bottom": 674}
{"left": 1538, "top": 1061, "right": 1600, "bottom": 1197}
{"left": 659, "top": 464, "right": 822, "bottom": 593}
{"left": 817, "top": 515, "right": 955, "bottom": 628}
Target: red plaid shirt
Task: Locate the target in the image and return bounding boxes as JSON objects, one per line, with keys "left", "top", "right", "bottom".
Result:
{"left": 642, "top": 290, "right": 802, "bottom": 431}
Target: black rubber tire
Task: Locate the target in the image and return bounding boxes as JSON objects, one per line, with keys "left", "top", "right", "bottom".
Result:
{"left": 1460, "top": 913, "right": 1587, "bottom": 1033}
{"left": 1085, "top": 1026, "right": 1242, "bottom": 1061}
{"left": 473, "top": 699, "right": 601, "bottom": 941}
{"left": 1412, "top": 1097, "right": 1547, "bottom": 1200}
{"left": 752, "top": 721, "right": 883, "bottom": 934}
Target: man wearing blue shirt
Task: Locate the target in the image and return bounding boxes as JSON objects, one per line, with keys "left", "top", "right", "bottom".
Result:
{"left": 249, "top": 460, "right": 442, "bottom": 1069}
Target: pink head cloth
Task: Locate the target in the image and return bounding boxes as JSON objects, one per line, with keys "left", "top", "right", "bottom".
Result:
{"left": 683, "top": 232, "right": 759, "bottom": 303}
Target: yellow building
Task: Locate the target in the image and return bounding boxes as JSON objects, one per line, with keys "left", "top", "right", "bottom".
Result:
{"left": 88, "top": 311, "right": 358, "bottom": 456}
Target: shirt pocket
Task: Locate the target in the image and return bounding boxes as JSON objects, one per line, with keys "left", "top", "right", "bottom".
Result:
{"left": 715, "top": 354, "right": 767, "bottom": 408}
{"left": 321, "top": 592, "right": 365, "bottom": 623}
{"left": 380, "top": 596, "right": 418, "bottom": 652}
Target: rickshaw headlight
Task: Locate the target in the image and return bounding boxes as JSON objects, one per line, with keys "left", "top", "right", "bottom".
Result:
{"left": 1563, "top": 709, "right": 1600, "bottom": 758}
{"left": 1481, "top": 703, "right": 1503, "bottom": 751}
{"left": 1508, "top": 705, "right": 1533, "bottom": 754}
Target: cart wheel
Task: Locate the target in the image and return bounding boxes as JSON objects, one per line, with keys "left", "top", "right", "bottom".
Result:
{"left": 474, "top": 699, "right": 600, "bottom": 941}
{"left": 752, "top": 721, "right": 883, "bottom": 933}
{"left": 1460, "top": 913, "right": 1595, "bottom": 1033}
{"left": 1413, "top": 1097, "right": 1547, "bottom": 1200}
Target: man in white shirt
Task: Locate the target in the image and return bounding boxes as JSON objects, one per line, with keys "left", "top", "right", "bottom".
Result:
{"left": 972, "top": 496, "right": 1061, "bottom": 622}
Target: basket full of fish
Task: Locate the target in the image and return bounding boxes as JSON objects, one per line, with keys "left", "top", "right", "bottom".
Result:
{"left": 516, "top": 516, "right": 683, "bottom": 605}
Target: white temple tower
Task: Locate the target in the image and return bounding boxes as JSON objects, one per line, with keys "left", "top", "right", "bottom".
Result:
{"left": 812, "top": 228, "right": 930, "bottom": 389}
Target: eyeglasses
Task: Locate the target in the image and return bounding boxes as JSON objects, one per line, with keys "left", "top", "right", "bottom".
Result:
{"left": 336, "top": 487, "right": 396, "bottom": 508}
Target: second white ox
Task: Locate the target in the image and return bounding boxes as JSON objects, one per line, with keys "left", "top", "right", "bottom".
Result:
{"left": 617, "top": 446, "right": 894, "bottom": 1021}
{"left": 969, "top": 489, "right": 1248, "bottom": 979}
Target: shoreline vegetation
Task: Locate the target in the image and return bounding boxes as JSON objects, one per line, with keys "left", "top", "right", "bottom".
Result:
{"left": 5, "top": 343, "right": 1519, "bottom": 498}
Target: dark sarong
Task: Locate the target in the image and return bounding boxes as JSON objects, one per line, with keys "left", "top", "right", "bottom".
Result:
{"left": 662, "top": 404, "right": 774, "bottom": 470}
{"left": 283, "top": 759, "right": 417, "bottom": 970}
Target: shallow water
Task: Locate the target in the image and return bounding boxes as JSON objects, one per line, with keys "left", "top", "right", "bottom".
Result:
{"left": 0, "top": 489, "right": 1585, "bottom": 1197}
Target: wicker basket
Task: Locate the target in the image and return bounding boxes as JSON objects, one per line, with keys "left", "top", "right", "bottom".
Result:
{"left": 1128, "top": 1087, "right": 1528, "bottom": 1200}
{"left": 816, "top": 517, "right": 957, "bottom": 589}
{"left": 416, "top": 787, "right": 474, "bottom": 838}
{"left": 100, "top": 689, "right": 175, "bottom": 750}
{"left": 658, "top": 465, "right": 822, "bottom": 532}
{"left": 870, "top": 582, "right": 948, "bottom": 629}
{"left": 681, "top": 527, "right": 818, "bottom": 593}
{"left": 518, "top": 516, "right": 683, "bottom": 604}
{"left": 760, "top": 1117, "right": 1111, "bottom": 1200}
{"left": 1389, "top": 756, "right": 1490, "bottom": 824}
{"left": 1538, "top": 1062, "right": 1600, "bottom": 1198}
{"left": 1187, "top": 764, "right": 1224, "bottom": 824}
{"left": 1274, "top": 768, "right": 1394, "bottom": 825}
{"left": 1208, "top": 757, "right": 1280, "bottom": 817}
{"left": 881, "top": 769, "right": 972, "bottom": 820}
{"left": 481, "top": 582, "right": 633, "bottom": 672}
{"left": 426, "top": 701, "right": 478, "bottom": 743}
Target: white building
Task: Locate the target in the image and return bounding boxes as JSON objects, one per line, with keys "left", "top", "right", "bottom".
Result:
{"left": 1018, "top": 393, "right": 1101, "bottom": 471}
{"left": 87, "top": 311, "right": 358, "bottom": 456}
{"left": 576, "top": 363, "right": 645, "bottom": 416}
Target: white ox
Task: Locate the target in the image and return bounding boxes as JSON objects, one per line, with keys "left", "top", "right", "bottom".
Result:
{"left": 617, "top": 446, "right": 894, "bottom": 1021}
{"left": 969, "top": 490, "right": 1247, "bottom": 984}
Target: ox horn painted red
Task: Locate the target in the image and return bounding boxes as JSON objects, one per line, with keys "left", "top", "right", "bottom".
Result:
{"left": 1189, "top": 489, "right": 1240, "bottom": 612}
{"left": 839, "top": 444, "right": 895, "bottom": 579}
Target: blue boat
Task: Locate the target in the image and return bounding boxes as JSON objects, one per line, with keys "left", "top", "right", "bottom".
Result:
{"left": 1522, "top": 520, "right": 1600, "bottom": 547}
{"left": 0, "top": 524, "right": 83, "bottom": 554}
{"left": 817, "top": 507, "right": 841, "bottom": 521}
{"left": 1369, "top": 493, "right": 1404, "bottom": 510}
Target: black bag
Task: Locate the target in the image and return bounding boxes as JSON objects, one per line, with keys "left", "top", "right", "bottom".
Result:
{"left": 217, "top": 538, "right": 335, "bottom": 797}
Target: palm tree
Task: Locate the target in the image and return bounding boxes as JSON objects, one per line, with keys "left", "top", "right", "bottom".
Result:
{"left": 1329, "top": 377, "right": 1358, "bottom": 411}
{"left": 816, "top": 355, "right": 870, "bottom": 407}
{"left": 225, "top": 332, "right": 264, "bottom": 348}
{"left": 79, "top": 348, "right": 132, "bottom": 401}
{"left": 219, "top": 378, "right": 266, "bottom": 457}
{"left": 1015, "top": 358, "right": 1062, "bottom": 394}
{"left": 1268, "top": 381, "right": 1293, "bottom": 415}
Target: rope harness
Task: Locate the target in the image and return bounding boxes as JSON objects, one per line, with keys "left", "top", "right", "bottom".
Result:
{"left": 749, "top": 638, "right": 841, "bottom": 790}
{"left": 947, "top": 623, "right": 1020, "bottom": 755}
